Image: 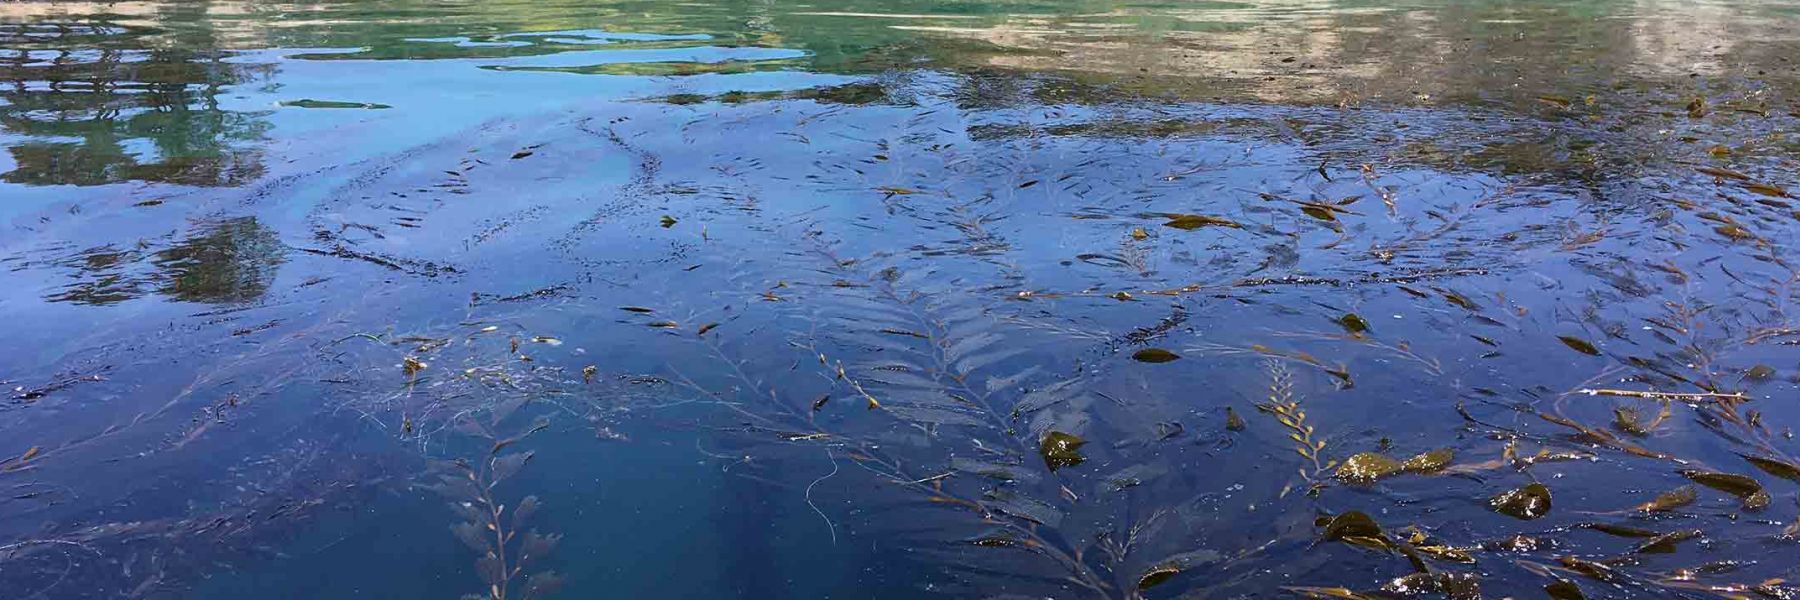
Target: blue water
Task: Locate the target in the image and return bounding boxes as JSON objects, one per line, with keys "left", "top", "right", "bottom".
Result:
{"left": 4, "top": 1, "right": 1800, "bottom": 598}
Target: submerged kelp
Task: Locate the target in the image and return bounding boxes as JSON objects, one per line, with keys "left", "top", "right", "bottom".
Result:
{"left": 4, "top": 0, "right": 1800, "bottom": 598}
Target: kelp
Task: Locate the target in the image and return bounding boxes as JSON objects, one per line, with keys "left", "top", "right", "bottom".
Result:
{"left": 1382, "top": 572, "right": 1480, "bottom": 600}
{"left": 1335, "top": 448, "right": 1453, "bottom": 483}
{"left": 1256, "top": 361, "right": 1329, "bottom": 487}
{"left": 1631, "top": 529, "right": 1701, "bottom": 554}
{"left": 0, "top": 433, "right": 386, "bottom": 597}
{"left": 1740, "top": 454, "right": 1800, "bottom": 483}
{"left": 1682, "top": 470, "right": 1772, "bottom": 510}
{"left": 1491, "top": 483, "right": 1553, "bottom": 520}
{"left": 1130, "top": 348, "right": 1181, "bottom": 363}
{"left": 1038, "top": 430, "right": 1086, "bottom": 471}
{"left": 10, "top": 9, "right": 1800, "bottom": 596}
{"left": 1631, "top": 486, "right": 1699, "bottom": 514}
{"left": 1545, "top": 579, "right": 1586, "bottom": 600}
{"left": 1399, "top": 448, "right": 1454, "bottom": 474}
{"left": 426, "top": 406, "right": 563, "bottom": 600}
{"left": 1334, "top": 453, "right": 1401, "bottom": 483}
{"left": 1161, "top": 214, "right": 1242, "bottom": 230}
{"left": 1317, "top": 511, "right": 1390, "bottom": 550}
{"left": 1557, "top": 335, "right": 1601, "bottom": 356}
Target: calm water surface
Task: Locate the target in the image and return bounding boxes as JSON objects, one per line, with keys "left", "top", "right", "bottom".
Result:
{"left": 4, "top": 1, "right": 1800, "bottom": 598}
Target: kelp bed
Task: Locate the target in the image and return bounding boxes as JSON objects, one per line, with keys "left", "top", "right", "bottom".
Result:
{"left": 5, "top": 13, "right": 1800, "bottom": 600}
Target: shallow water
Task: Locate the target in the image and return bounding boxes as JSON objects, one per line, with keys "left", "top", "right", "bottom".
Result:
{"left": 4, "top": 1, "right": 1800, "bottom": 598}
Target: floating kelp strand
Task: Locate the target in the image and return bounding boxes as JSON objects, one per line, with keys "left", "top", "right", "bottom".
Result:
{"left": 980, "top": 488, "right": 1064, "bottom": 528}
{"left": 1039, "top": 431, "right": 1086, "bottom": 471}
{"left": 1537, "top": 411, "right": 1673, "bottom": 461}
{"left": 1491, "top": 483, "right": 1553, "bottom": 519}
{"left": 0, "top": 446, "right": 43, "bottom": 472}
{"left": 429, "top": 405, "right": 562, "bottom": 600}
{"left": 1131, "top": 348, "right": 1180, "bottom": 363}
{"left": 1545, "top": 579, "right": 1586, "bottom": 600}
{"left": 1315, "top": 511, "right": 1399, "bottom": 555}
{"left": 1631, "top": 529, "right": 1701, "bottom": 554}
{"left": 1137, "top": 563, "right": 1180, "bottom": 590}
{"left": 1611, "top": 404, "right": 1669, "bottom": 436}
{"left": 468, "top": 285, "right": 573, "bottom": 305}
{"left": 1557, "top": 335, "right": 1601, "bottom": 356}
{"left": 1382, "top": 572, "right": 1480, "bottom": 600}
{"left": 1576, "top": 522, "right": 1662, "bottom": 538}
{"left": 1557, "top": 556, "right": 1622, "bottom": 583}
{"left": 1739, "top": 454, "right": 1800, "bottom": 483}
{"left": 1577, "top": 388, "right": 1747, "bottom": 402}
{"left": 1399, "top": 448, "right": 1454, "bottom": 474}
{"left": 1335, "top": 453, "right": 1401, "bottom": 483}
{"left": 1682, "top": 470, "right": 1772, "bottom": 510}
{"left": 1016, "top": 267, "right": 1494, "bottom": 302}
{"left": 402, "top": 356, "right": 428, "bottom": 377}
{"left": 1160, "top": 213, "right": 1242, "bottom": 230}
{"left": 1256, "top": 361, "right": 1326, "bottom": 484}
{"left": 1285, "top": 586, "right": 1384, "bottom": 599}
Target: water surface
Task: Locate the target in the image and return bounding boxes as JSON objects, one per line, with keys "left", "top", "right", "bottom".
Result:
{"left": 4, "top": 1, "right": 1800, "bottom": 598}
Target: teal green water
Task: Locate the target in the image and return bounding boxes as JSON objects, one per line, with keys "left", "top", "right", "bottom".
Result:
{"left": 4, "top": 1, "right": 1800, "bottom": 598}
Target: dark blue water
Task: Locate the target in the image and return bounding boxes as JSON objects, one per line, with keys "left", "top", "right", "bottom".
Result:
{"left": 4, "top": 1, "right": 1800, "bottom": 598}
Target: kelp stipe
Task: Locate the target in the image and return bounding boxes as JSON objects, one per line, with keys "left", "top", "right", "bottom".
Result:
{"left": 1255, "top": 360, "right": 1329, "bottom": 493}
{"left": 641, "top": 230, "right": 1360, "bottom": 599}
{"left": 424, "top": 402, "right": 563, "bottom": 600}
